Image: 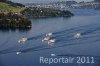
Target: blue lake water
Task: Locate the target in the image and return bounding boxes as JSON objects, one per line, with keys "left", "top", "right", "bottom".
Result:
{"left": 0, "top": 9, "right": 100, "bottom": 66}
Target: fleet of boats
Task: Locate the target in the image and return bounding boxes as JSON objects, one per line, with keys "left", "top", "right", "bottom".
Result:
{"left": 18, "top": 32, "right": 81, "bottom": 44}
{"left": 42, "top": 32, "right": 56, "bottom": 45}
{"left": 17, "top": 32, "right": 81, "bottom": 54}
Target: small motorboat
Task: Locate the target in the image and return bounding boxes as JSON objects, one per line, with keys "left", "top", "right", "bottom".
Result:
{"left": 18, "top": 37, "right": 27, "bottom": 44}
{"left": 74, "top": 32, "right": 81, "bottom": 39}
{"left": 51, "top": 54, "right": 56, "bottom": 56}
{"left": 42, "top": 37, "right": 50, "bottom": 42}
{"left": 16, "top": 52, "right": 21, "bottom": 55}
{"left": 46, "top": 32, "right": 53, "bottom": 36}
{"left": 48, "top": 39, "right": 56, "bottom": 44}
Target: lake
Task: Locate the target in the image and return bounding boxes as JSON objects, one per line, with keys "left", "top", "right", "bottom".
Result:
{"left": 0, "top": 9, "right": 100, "bottom": 66}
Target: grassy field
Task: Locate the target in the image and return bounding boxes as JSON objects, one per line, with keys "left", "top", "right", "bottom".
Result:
{"left": 0, "top": 2, "right": 25, "bottom": 13}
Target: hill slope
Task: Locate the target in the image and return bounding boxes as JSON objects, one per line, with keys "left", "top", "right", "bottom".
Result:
{"left": 0, "top": 1, "right": 25, "bottom": 13}
{"left": 0, "top": 0, "right": 24, "bottom": 7}
{"left": 0, "top": 1, "right": 32, "bottom": 30}
{"left": 21, "top": 7, "right": 74, "bottom": 18}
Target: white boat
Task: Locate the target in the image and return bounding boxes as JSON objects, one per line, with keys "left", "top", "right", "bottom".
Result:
{"left": 18, "top": 37, "right": 27, "bottom": 43}
{"left": 16, "top": 52, "right": 21, "bottom": 55}
{"left": 46, "top": 32, "right": 53, "bottom": 36}
{"left": 51, "top": 54, "right": 56, "bottom": 56}
{"left": 48, "top": 39, "right": 56, "bottom": 44}
{"left": 42, "top": 37, "right": 50, "bottom": 42}
{"left": 74, "top": 32, "right": 81, "bottom": 39}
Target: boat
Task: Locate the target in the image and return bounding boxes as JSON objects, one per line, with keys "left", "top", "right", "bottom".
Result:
{"left": 16, "top": 52, "right": 21, "bottom": 55}
{"left": 74, "top": 32, "right": 81, "bottom": 39}
{"left": 51, "top": 54, "right": 56, "bottom": 56}
{"left": 18, "top": 37, "right": 27, "bottom": 43}
{"left": 42, "top": 37, "right": 50, "bottom": 42}
{"left": 48, "top": 39, "right": 56, "bottom": 44}
{"left": 46, "top": 32, "right": 53, "bottom": 36}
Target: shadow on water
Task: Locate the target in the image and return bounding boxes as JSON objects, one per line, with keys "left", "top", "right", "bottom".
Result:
{"left": 0, "top": 28, "right": 31, "bottom": 32}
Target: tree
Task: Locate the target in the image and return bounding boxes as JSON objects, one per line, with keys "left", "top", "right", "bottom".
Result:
{"left": 0, "top": 0, "right": 7, "bottom": 2}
